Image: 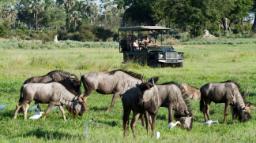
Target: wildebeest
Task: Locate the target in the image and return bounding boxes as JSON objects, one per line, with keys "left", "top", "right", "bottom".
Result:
{"left": 200, "top": 80, "right": 251, "bottom": 123}
{"left": 180, "top": 83, "right": 201, "bottom": 100}
{"left": 22, "top": 70, "right": 81, "bottom": 96}
{"left": 80, "top": 69, "right": 143, "bottom": 111}
{"left": 121, "top": 77, "right": 157, "bottom": 137}
{"left": 19, "top": 70, "right": 81, "bottom": 111}
{"left": 14, "top": 82, "right": 86, "bottom": 121}
{"left": 122, "top": 78, "right": 193, "bottom": 137}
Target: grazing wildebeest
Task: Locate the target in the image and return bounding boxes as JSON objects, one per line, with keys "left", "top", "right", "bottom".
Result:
{"left": 80, "top": 69, "right": 143, "bottom": 111}
{"left": 14, "top": 82, "right": 86, "bottom": 121}
{"left": 200, "top": 80, "right": 251, "bottom": 123}
{"left": 180, "top": 83, "right": 201, "bottom": 100}
{"left": 19, "top": 70, "right": 81, "bottom": 111}
{"left": 122, "top": 78, "right": 193, "bottom": 137}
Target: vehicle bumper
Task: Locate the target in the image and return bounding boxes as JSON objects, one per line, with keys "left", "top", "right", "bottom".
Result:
{"left": 158, "top": 59, "right": 183, "bottom": 63}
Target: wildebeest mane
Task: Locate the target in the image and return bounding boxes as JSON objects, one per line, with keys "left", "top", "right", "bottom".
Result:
{"left": 182, "top": 93, "right": 192, "bottom": 115}
{"left": 48, "top": 70, "right": 79, "bottom": 80}
{"left": 109, "top": 69, "right": 144, "bottom": 80}
{"left": 159, "top": 81, "right": 180, "bottom": 86}
{"left": 223, "top": 80, "right": 241, "bottom": 90}
{"left": 223, "top": 80, "right": 247, "bottom": 100}
{"left": 159, "top": 81, "right": 185, "bottom": 93}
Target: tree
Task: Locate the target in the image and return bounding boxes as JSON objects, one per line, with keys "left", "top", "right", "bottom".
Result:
{"left": 17, "top": 0, "right": 46, "bottom": 30}
{"left": 1, "top": 4, "right": 17, "bottom": 28}
{"left": 252, "top": 0, "right": 256, "bottom": 32}
{"left": 121, "top": 0, "right": 160, "bottom": 26}
{"left": 63, "top": 0, "right": 76, "bottom": 30}
{"left": 69, "top": 10, "right": 82, "bottom": 31}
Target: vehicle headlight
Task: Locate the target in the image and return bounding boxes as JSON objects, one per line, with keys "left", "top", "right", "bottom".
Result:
{"left": 158, "top": 53, "right": 164, "bottom": 59}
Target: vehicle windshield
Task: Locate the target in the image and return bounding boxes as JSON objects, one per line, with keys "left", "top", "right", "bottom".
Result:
{"left": 118, "top": 28, "right": 172, "bottom": 52}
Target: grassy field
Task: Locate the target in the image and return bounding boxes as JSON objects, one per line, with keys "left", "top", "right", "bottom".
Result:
{"left": 0, "top": 38, "right": 256, "bottom": 143}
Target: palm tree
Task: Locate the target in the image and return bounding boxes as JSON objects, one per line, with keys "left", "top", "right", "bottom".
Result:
{"left": 64, "top": 0, "right": 75, "bottom": 30}
{"left": 29, "top": 0, "right": 45, "bottom": 30}
{"left": 69, "top": 10, "right": 81, "bottom": 31}
{"left": 1, "top": 4, "right": 17, "bottom": 27}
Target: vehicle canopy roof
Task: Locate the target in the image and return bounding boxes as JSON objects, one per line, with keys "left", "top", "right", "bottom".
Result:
{"left": 119, "top": 26, "right": 170, "bottom": 32}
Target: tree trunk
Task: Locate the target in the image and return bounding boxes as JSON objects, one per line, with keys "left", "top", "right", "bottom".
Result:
{"left": 35, "top": 11, "right": 38, "bottom": 31}
{"left": 221, "top": 17, "right": 229, "bottom": 35}
{"left": 252, "top": 12, "right": 256, "bottom": 33}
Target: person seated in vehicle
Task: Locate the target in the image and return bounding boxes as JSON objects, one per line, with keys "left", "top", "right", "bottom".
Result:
{"left": 142, "top": 36, "right": 150, "bottom": 46}
{"left": 132, "top": 38, "right": 139, "bottom": 50}
{"left": 120, "top": 37, "right": 129, "bottom": 52}
{"left": 142, "top": 36, "right": 155, "bottom": 47}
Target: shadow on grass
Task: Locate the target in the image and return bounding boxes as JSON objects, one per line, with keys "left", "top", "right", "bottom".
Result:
{"left": 0, "top": 110, "right": 14, "bottom": 119}
{"left": 93, "top": 119, "right": 118, "bottom": 127}
{"left": 23, "top": 128, "right": 81, "bottom": 140}
{"left": 156, "top": 114, "right": 167, "bottom": 121}
{"left": 248, "top": 92, "right": 256, "bottom": 97}
{"left": 89, "top": 106, "right": 108, "bottom": 112}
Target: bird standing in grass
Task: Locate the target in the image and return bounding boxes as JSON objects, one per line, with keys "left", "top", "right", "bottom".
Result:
{"left": 29, "top": 112, "right": 44, "bottom": 120}
{"left": 168, "top": 121, "right": 181, "bottom": 128}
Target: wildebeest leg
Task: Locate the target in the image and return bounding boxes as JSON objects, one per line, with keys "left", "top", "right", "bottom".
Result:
{"left": 139, "top": 114, "right": 145, "bottom": 127}
{"left": 59, "top": 106, "right": 66, "bottom": 121}
{"left": 42, "top": 104, "right": 54, "bottom": 119}
{"left": 23, "top": 103, "right": 29, "bottom": 120}
{"left": 130, "top": 112, "right": 140, "bottom": 138}
{"left": 107, "top": 94, "right": 119, "bottom": 112}
{"left": 203, "top": 104, "right": 210, "bottom": 121}
{"left": 123, "top": 107, "right": 131, "bottom": 137}
{"left": 223, "top": 103, "right": 228, "bottom": 123}
{"left": 14, "top": 104, "right": 22, "bottom": 119}
{"left": 203, "top": 109, "right": 207, "bottom": 122}
{"left": 36, "top": 103, "right": 41, "bottom": 112}
{"left": 168, "top": 105, "right": 173, "bottom": 123}
{"left": 150, "top": 114, "right": 156, "bottom": 137}
{"left": 144, "top": 112, "right": 149, "bottom": 135}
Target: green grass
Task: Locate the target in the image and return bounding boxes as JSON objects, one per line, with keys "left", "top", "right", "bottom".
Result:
{"left": 0, "top": 38, "right": 256, "bottom": 143}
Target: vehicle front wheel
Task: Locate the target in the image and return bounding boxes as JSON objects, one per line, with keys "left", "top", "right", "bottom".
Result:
{"left": 176, "top": 62, "right": 183, "bottom": 67}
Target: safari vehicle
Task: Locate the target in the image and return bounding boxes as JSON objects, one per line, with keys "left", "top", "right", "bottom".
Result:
{"left": 118, "top": 26, "right": 184, "bottom": 67}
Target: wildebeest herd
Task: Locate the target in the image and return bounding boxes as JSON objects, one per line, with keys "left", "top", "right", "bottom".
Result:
{"left": 13, "top": 69, "right": 253, "bottom": 137}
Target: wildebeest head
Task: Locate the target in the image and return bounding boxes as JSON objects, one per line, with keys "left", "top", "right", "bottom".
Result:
{"left": 66, "top": 75, "right": 81, "bottom": 95}
{"left": 232, "top": 104, "right": 251, "bottom": 122}
{"left": 69, "top": 96, "right": 87, "bottom": 116}
{"left": 137, "top": 77, "right": 159, "bottom": 105}
{"left": 174, "top": 93, "right": 193, "bottom": 130}
{"left": 174, "top": 110, "right": 193, "bottom": 130}
{"left": 178, "top": 116, "right": 193, "bottom": 130}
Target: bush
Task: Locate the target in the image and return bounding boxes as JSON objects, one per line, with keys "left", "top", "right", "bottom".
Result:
{"left": 78, "top": 24, "right": 95, "bottom": 41}
{"left": 0, "top": 22, "right": 8, "bottom": 37}
{"left": 92, "top": 27, "right": 115, "bottom": 41}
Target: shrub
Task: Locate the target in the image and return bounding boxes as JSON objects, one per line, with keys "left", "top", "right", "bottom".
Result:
{"left": 0, "top": 22, "right": 8, "bottom": 37}
{"left": 92, "top": 27, "right": 114, "bottom": 41}
{"left": 78, "top": 24, "right": 95, "bottom": 41}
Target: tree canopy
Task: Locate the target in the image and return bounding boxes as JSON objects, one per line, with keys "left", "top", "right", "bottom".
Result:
{"left": 0, "top": 0, "right": 255, "bottom": 40}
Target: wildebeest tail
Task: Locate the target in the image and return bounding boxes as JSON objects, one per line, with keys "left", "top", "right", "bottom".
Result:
{"left": 199, "top": 87, "right": 206, "bottom": 112}
{"left": 19, "top": 85, "right": 24, "bottom": 103}
{"left": 17, "top": 85, "right": 25, "bottom": 113}
{"left": 80, "top": 75, "right": 90, "bottom": 96}
{"left": 200, "top": 98, "right": 205, "bottom": 112}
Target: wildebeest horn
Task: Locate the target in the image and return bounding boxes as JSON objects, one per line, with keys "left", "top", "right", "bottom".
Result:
{"left": 78, "top": 96, "right": 84, "bottom": 102}
{"left": 148, "top": 76, "right": 159, "bottom": 84}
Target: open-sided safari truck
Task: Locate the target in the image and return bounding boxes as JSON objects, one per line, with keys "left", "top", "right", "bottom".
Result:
{"left": 118, "top": 26, "right": 184, "bottom": 67}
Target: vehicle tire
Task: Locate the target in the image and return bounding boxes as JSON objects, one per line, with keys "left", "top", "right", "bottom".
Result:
{"left": 177, "top": 63, "right": 183, "bottom": 67}
{"left": 148, "top": 60, "right": 159, "bottom": 67}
